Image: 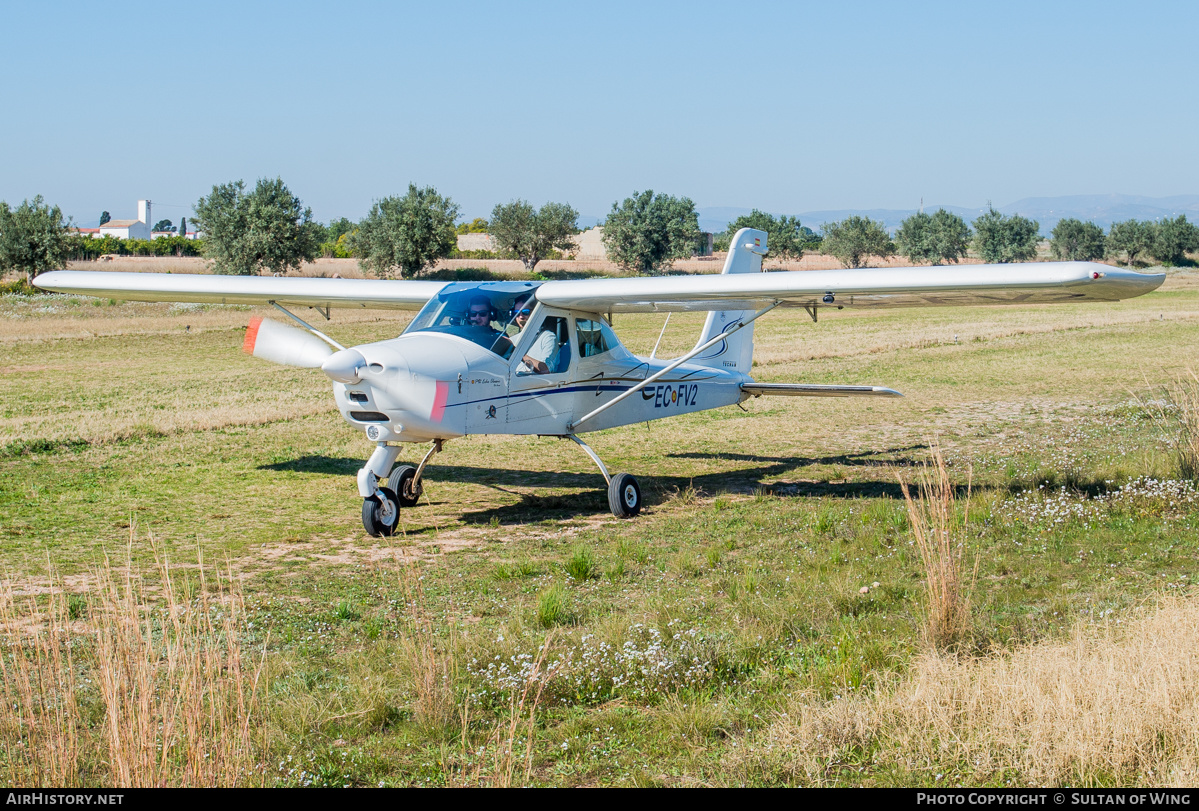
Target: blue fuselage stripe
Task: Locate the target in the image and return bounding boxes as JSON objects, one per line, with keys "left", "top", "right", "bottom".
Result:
{"left": 445, "top": 378, "right": 726, "bottom": 411}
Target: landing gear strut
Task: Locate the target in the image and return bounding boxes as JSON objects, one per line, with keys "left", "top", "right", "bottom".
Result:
{"left": 566, "top": 435, "right": 642, "bottom": 518}
{"left": 358, "top": 439, "right": 444, "bottom": 536}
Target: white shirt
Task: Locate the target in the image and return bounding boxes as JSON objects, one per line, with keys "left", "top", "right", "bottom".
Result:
{"left": 517, "top": 328, "right": 557, "bottom": 374}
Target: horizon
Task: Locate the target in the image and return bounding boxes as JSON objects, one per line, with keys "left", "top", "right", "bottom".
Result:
{"left": 61, "top": 192, "right": 1199, "bottom": 238}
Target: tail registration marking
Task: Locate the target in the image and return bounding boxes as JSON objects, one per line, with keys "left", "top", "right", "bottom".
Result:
{"left": 641, "top": 383, "right": 699, "bottom": 408}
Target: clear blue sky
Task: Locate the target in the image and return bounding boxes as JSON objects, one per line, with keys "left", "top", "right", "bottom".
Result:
{"left": 2, "top": 0, "right": 1195, "bottom": 226}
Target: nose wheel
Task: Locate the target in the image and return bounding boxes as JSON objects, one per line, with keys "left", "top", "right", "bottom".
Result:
{"left": 362, "top": 487, "right": 400, "bottom": 537}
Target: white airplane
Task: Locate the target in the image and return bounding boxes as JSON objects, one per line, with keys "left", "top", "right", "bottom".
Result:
{"left": 35, "top": 228, "right": 1164, "bottom": 534}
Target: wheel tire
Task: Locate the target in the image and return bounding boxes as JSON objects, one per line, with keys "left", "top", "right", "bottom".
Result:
{"left": 390, "top": 465, "right": 422, "bottom": 507}
{"left": 362, "top": 487, "right": 401, "bottom": 537}
{"left": 607, "top": 472, "right": 642, "bottom": 518}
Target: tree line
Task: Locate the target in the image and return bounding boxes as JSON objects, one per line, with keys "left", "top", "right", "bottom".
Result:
{"left": 819, "top": 208, "right": 1199, "bottom": 269}
{"left": 2, "top": 180, "right": 1196, "bottom": 282}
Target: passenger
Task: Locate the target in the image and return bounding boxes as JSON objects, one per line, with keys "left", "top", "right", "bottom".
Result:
{"left": 504, "top": 294, "right": 532, "bottom": 337}
{"left": 512, "top": 294, "right": 556, "bottom": 375}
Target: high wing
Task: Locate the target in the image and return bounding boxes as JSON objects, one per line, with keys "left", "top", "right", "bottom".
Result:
{"left": 34, "top": 260, "right": 1164, "bottom": 316}
{"left": 535, "top": 262, "right": 1165, "bottom": 314}
{"left": 32, "top": 270, "right": 446, "bottom": 310}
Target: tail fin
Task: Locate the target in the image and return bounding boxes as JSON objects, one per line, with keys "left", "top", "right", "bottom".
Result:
{"left": 690, "top": 227, "right": 767, "bottom": 374}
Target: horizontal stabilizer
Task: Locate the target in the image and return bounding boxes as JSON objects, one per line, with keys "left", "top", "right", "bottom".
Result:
{"left": 741, "top": 383, "right": 903, "bottom": 398}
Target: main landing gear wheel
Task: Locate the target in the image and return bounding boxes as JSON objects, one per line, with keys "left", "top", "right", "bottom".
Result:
{"left": 362, "top": 487, "right": 400, "bottom": 537}
{"left": 390, "top": 465, "right": 422, "bottom": 507}
{"left": 608, "top": 472, "right": 642, "bottom": 518}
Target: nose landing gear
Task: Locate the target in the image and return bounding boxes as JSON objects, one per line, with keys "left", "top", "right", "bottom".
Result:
{"left": 358, "top": 439, "right": 444, "bottom": 536}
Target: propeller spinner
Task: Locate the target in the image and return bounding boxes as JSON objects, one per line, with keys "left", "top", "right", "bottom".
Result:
{"left": 243, "top": 317, "right": 335, "bottom": 368}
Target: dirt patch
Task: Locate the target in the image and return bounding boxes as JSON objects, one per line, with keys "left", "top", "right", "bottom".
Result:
{"left": 0, "top": 364, "right": 70, "bottom": 374}
{"left": 1, "top": 572, "right": 97, "bottom": 597}
{"left": 244, "top": 532, "right": 468, "bottom": 571}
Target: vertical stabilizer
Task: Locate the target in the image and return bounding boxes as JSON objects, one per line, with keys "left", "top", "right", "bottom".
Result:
{"left": 690, "top": 227, "right": 767, "bottom": 374}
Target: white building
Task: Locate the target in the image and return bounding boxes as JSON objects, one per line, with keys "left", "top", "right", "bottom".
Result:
{"left": 573, "top": 227, "right": 607, "bottom": 259}
{"left": 572, "top": 226, "right": 713, "bottom": 259}
{"left": 456, "top": 233, "right": 496, "bottom": 252}
{"left": 97, "top": 200, "right": 152, "bottom": 240}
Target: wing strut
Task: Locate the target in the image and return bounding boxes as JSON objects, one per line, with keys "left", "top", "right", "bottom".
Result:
{"left": 568, "top": 301, "right": 781, "bottom": 431}
{"left": 649, "top": 313, "right": 672, "bottom": 359}
{"left": 270, "top": 301, "right": 345, "bottom": 351}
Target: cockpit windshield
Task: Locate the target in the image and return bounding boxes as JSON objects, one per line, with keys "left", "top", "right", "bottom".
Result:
{"left": 403, "top": 281, "right": 543, "bottom": 358}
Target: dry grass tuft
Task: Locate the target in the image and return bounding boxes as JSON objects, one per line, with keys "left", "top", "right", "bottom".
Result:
{"left": 1147, "top": 371, "right": 1199, "bottom": 481}
{"left": 0, "top": 572, "right": 82, "bottom": 785}
{"left": 739, "top": 594, "right": 1199, "bottom": 786}
{"left": 458, "top": 635, "right": 556, "bottom": 787}
{"left": 0, "top": 539, "right": 265, "bottom": 787}
{"left": 899, "top": 445, "right": 976, "bottom": 649}
{"left": 397, "top": 562, "right": 459, "bottom": 736}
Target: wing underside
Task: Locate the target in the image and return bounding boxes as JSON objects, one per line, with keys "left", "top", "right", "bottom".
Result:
{"left": 536, "top": 262, "right": 1164, "bottom": 313}
{"left": 32, "top": 271, "right": 446, "bottom": 310}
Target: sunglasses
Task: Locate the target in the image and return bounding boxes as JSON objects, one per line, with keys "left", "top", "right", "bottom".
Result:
{"left": 513, "top": 308, "right": 533, "bottom": 317}
{"left": 468, "top": 310, "right": 490, "bottom": 318}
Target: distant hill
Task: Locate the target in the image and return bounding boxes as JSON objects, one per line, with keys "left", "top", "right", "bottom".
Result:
{"left": 696, "top": 194, "right": 1199, "bottom": 236}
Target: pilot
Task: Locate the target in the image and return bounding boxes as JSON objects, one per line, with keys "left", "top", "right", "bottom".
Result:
{"left": 466, "top": 295, "right": 496, "bottom": 329}
{"left": 512, "top": 293, "right": 555, "bottom": 374}
{"left": 468, "top": 295, "right": 515, "bottom": 357}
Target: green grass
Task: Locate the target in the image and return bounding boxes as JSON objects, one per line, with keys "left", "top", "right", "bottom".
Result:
{"left": 2, "top": 275, "right": 1199, "bottom": 785}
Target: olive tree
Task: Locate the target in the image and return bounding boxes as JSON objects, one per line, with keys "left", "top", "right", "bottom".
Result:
{"left": 715, "top": 210, "right": 810, "bottom": 261}
{"left": 601, "top": 190, "right": 700, "bottom": 274}
{"left": 193, "top": 177, "right": 321, "bottom": 275}
{"left": 489, "top": 199, "right": 579, "bottom": 272}
{"left": 1105, "top": 220, "right": 1155, "bottom": 266}
{"left": 1151, "top": 215, "right": 1199, "bottom": 266}
{"left": 895, "top": 209, "right": 971, "bottom": 265}
{"left": 971, "top": 207, "right": 1040, "bottom": 263}
{"left": 353, "top": 184, "right": 459, "bottom": 278}
{"left": 1049, "top": 218, "right": 1106, "bottom": 261}
{"left": 456, "top": 217, "right": 489, "bottom": 235}
{"left": 0, "top": 195, "right": 73, "bottom": 281}
{"left": 820, "top": 216, "right": 894, "bottom": 268}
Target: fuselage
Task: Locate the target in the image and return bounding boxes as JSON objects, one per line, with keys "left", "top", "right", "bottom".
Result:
{"left": 326, "top": 288, "right": 750, "bottom": 443}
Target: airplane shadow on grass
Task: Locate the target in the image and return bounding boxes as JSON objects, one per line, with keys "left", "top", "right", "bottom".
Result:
{"left": 259, "top": 443, "right": 982, "bottom": 524}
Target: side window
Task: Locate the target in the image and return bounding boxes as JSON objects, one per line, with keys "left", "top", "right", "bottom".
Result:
{"left": 576, "top": 318, "right": 615, "bottom": 358}
{"left": 516, "top": 315, "right": 572, "bottom": 375}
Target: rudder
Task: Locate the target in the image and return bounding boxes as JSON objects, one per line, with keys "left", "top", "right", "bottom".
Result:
{"left": 690, "top": 227, "right": 767, "bottom": 374}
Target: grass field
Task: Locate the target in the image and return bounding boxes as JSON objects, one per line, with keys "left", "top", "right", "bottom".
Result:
{"left": 2, "top": 267, "right": 1199, "bottom": 786}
